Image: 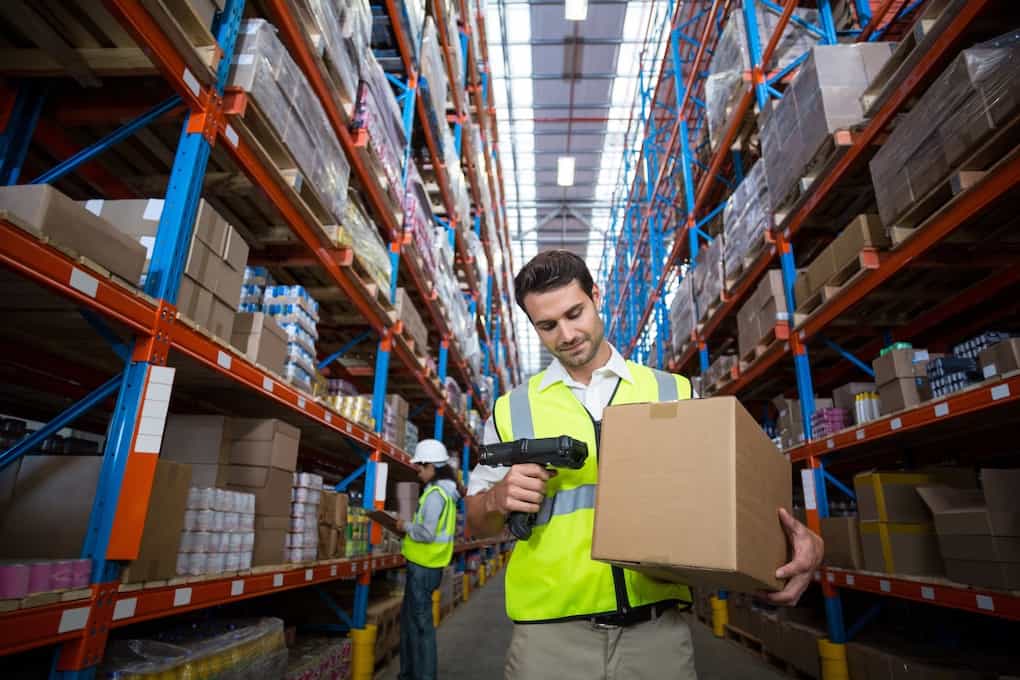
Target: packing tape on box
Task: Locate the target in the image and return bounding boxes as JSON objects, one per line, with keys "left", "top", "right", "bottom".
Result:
{"left": 650, "top": 402, "right": 678, "bottom": 419}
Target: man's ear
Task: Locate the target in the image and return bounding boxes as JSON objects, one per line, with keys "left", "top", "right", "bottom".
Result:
{"left": 591, "top": 284, "right": 601, "bottom": 307}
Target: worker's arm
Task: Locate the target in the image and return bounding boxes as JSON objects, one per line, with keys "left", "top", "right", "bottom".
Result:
{"left": 402, "top": 490, "right": 446, "bottom": 543}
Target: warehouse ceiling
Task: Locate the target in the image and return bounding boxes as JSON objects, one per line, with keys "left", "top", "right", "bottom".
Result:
{"left": 487, "top": 0, "right": 672, "bottom": 375}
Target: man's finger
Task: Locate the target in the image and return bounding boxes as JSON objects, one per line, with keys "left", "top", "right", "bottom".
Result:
{"left": 778, "top": 507, "right": 803, "bottom": 536}
{"left": 506, "top": 498, "right": 543, "bottom": 513}
{"left": 515, "top": 464, "right": 553, "bottom": 480}
{"left": 510, "top": 487, "right": 546, "bottom": 506}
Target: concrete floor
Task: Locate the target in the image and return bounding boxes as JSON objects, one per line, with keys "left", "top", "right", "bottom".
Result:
{"left": 378, "top": 570, "right": 786, "bottom": 680}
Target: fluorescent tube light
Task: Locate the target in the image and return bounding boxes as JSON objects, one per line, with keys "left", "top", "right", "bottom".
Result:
{"left": 565, "top": 0, "right": 588, "bottom": 21}
{"left": 557, "top": 156, "right": 576, "bottom": 186}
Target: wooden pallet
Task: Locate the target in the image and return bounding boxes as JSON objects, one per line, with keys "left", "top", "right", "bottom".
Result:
{"left": 888, "top": 112, "right": 1020, "bottom": 245}
{"left": 739, "top": 323, "right": 789, "bottom": 373}
{"left": 0, "top": 587, "right": 91, "bottom": 614}
{"left": 696, "top": 295, "right": 724, "bottom": 333}
{"left": 793, "top": 248, "right": 883, "bottom": 322}
{"left": 773, "top": 129, "right": 857, "bottom": 228}
{"left": 860, "top": 0, "right": 964, "bottom": 117}
{"left": 724, "top": 625, "right": 816, "bottom": 680}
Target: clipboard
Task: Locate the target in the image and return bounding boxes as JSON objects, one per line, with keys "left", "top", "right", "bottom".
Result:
{"left": 368, "top": 510, "right": 405, "bottom": 535}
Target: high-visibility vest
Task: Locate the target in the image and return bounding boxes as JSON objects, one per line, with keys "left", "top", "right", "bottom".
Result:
{"left": 401, "top": 484, "right": 456, "bottom": 568}
{"left": 493, "top": 361, "right": 693, "bottom": 623}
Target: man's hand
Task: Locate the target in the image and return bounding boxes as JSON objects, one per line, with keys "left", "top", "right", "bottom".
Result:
{"left": 485, "top": 464, "right": 555, "bottom": 516}
{"left": 763, "top": 507, "right": 824, "bottom": 606}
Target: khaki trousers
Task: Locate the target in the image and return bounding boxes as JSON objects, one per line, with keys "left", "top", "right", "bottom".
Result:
{"left": 505, "top": 609, "right": 697, "bottom": 680}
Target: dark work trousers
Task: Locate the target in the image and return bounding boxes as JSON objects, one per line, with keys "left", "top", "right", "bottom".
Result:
{"left": 399, "top": 560, "right": 444, "bottom": 680}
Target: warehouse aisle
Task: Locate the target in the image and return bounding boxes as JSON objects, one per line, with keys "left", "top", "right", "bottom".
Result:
{"left": 378, "top": 571, "right": 787, "bottom": 679}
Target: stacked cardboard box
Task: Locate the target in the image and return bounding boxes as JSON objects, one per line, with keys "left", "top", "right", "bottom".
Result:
{"left": 978, "top": 337, "right": 1020, "bottom": 381}
{"left": 821, "top": 516, "right": 866, "bottom": 570}
{"left": 722, "top": 161, "right": 772, "bottom": 285}
{"left": 854, "top": 469, "right": 976, "bottom": 576}
{"left": 669, "top": 276, "right": 696, "bottom": 354}
{"left": 762, "top": 43, "right": 895, "bottom": 208}
{"left": 918, "top": 469, "right": 1020, "bottom": 590}
{"left": 703, "top": 353, "right": 737, "bottom": 394}
{"left": 737, "top": 270, "right": 787, "bottom": 360}
{"left": 872, "top": 347, "right": 931, "bottom": 414}
{"left": 395, "top": 287, "right": 429, "bottom": 356}
{"left": 161, "top": 416, "right": 300, "bottom": 566}
{"left": 792, "top": 214, "right": 889, "bottom": 309}
{"left": 318, "top": 490, "right": 348, "bottom": 559}
{"left": 0, "top": 185, "right": 147, "bottom": 285}
{"left": 693, "top": 236, "right": 725, "bottom": 322}
{"left": 83, "top": 198, "right": 248, "bottom": 341}
{"left": 230, "top": 312, "right": 288, "bottom": 375}
{"left": 0, "top": 456, "right": 190, "bottom": 584}
{"left": 382, "top": 394, "right": 410, "bottom": 451}
{"left": 287, "top": 473, "right": 323, "bottom": 563}
{"left": 870, "top": 42, "right": 1020, "bottom": 228}
{"left": 847, "top": 641, "right": 994, "bottom": 680}
{"left": 773, "top": 394, "right": 834, "bottom": 449}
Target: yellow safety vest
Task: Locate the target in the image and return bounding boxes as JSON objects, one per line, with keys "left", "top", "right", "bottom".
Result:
{"left": 494, "top": 361, "right": 693, "bottom": 623}
{"left": 401, "top": 484, "right": 457, "bottom": 568}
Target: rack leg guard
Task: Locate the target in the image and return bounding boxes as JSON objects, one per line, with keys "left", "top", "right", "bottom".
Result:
{"left": 479, "top": 563, "right": 487, "bottom": 587}
{"left": 463, "top": 573, "right": 471, "bottom": 602}
{"left": 710, "top": 595, "right": 728, "bottom": 638}
{"left": 819, "top": 638, "right": 849, "bottom": 680}
{"left": 432, "top": 590, "right": 441, "bottom": 627}
{"left": 349, "top": 624, "right": 377, "bottom": 680}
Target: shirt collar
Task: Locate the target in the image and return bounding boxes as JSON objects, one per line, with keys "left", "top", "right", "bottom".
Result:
{"left": 539, "top": 343, "right": 633, "bottom": 391}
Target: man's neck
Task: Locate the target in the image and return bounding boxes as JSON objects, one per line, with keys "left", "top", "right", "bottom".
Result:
{"left": 564, "top": 340, "right": 613, "bottom": 386}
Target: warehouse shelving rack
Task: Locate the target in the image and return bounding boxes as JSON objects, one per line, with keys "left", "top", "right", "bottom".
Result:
{"left": 598, "top": 0, "right": 1020, "bottom": 673}
{"left": 0, "top": 0, "right": 516, "bottom": 675}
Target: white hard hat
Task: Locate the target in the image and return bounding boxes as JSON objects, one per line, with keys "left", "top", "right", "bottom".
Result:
{"left": 411, "top": 439, "right": 449, "bottom": 464}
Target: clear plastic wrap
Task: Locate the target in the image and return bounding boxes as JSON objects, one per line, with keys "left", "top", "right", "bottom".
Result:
{"left": 705, "top": 7, "right": 819, "bottom": 150}
{"left": 693, "top": 236, "right": 724, "bottom": 321}
{"left": 323, "top": 195, "right": 392, "bottom": 291}
{"left": 722, "top": 160, "right": 771, "bottom": 282}
{"left": 464, "top": 229, "right": 490, "bottom": 286}
{"left": 870, "top": 40, "right": 1020, "bottom": 227}
{"left": 100, "top": 618, "right": 287, "bottom": 679}
{"left": 355, "top": 51, "right": 407, "bottom": 205}
{"left": 304, "top": 0, "right": 359, "bottom": 98}
{"left": 420, "top": 18, "right": 450, "bottom": 136}
{"left": 669, "top": 275, "right": 696, "bottom": 354}
{"left": 230, "top": 20, "right": 351, "bottom": 223}
{"left": 442, "top": 116, "right": 471, "bottom": 226}
{"left": 761, "top": 43, "right": 894, "bottom": 208}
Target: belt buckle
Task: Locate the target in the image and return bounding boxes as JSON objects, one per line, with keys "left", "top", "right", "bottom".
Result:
{"left": 590, "top": 620, "right": 619, "bottom": 631}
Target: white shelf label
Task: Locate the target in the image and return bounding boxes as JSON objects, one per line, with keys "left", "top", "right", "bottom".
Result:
{"left": 921, "top": 587, "right": 935, "bottom": 600}
{"left": 827, "top": 439, "right": 834, "bottom": 449}
{"left": 976, "top": 595, "right": 994, "bottom": 611}
{"left": 217, "top": 351, "right": 232, "bottom": 370}
{"left": 856, "top": 430, "right": 865, "bottom": 441}
{"left": 69, "top": 268, "right": 99, "bottom": 298}
{"left": 346, "top": 423, "right": 352, "bottom": 433}
{"left": 983, "top": 363, "right": 997, "bottom": 379}
{"left": 890, "top": 418, "right": 902, "bottom": 430}
{"left": 827, "top": 572, "right": 835, "bottom": 582}
{"left": 231, "top": 580, "right": 245, "bottom": 596}
{"left": 262, "top": 376, "right": 274, "bottom": 392}
{"left": 182, "top": 67, "right": 200, "bottom": 96}
{"left": 113, "top": 598, "right": 137, "bottom": 621}
{"left": 846, "top": 575, "right": 855, "bottom": 586}
{"left": 330, "top": 565, "right": 338, "bottom": 577}
{"left": 58, "top": 607, "right": 90, "bottom": 633}
{"left": 173, "top": 588, "right": 192, "bottom": 607}
{"left": 352, "top": 562, "right": 359, "bottom": 573}
{"left": 305, "top": 569, "right": 313, "bottom": 581}
{"left": 934, "top": 403, "right": 949, "bottom": 417}
{"left": 991, "top": 385, "right": 1010, "bottom": 401}
{"left": 325, "top": 412, "right": 332, "bottom": 423}
{"left": 273, "top": 574, "right": 284, "bottom": 587}
{"left": 801, "top": 469, "right": 817, "bottom": 510}
{"left": 880, "top": 580, "right": 891, "bottom": 593}
{"left": 224, "top": 124, "right": 239, "bottom": 147}
{"left": 298, "top": 396, "right": 307, "bottom": 409}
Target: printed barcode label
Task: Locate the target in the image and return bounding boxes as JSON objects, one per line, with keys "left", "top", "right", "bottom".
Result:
{"left": 69, "top": 268, "right": 99, "bottom": 298}
{"left": 934, "top": 403, "right": 949, "bottom": 417}
{"left": 173, "top": 588, "right": 192, "bottom": 606}
{"left": 262, "top": 376, "right": 273, "bottom": 392}
{"left": 890, "top": 418, "right": 902, "bottom": 430}
{"left": 991, "top": 385, "right": 1010, "bottom": 401}
{"left": 921, "top": 587, "right": 935, "bottom": 600}
{"left": 880, "top": 580, "right": 891, "bottom": 593}
{"left": 231, "top": 580, "right": 245, "bottom": 596}
{"left": 217, "top": 351, "right": 231, "bottom": 369}
{"left": 976, "top": 595, "right": 994, "bottom": 611}
{"left": 273, "top": 574, "right": 284, "bottom": 587}
{"left": 856, "top": 430, "right": 865, "bottom": 440}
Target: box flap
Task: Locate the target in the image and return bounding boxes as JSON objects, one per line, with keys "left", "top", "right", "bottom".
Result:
{"left": 916, "top": 485, "right": 985, "bottom": 515}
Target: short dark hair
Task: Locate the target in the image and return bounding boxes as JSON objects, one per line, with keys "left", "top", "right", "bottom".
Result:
{"left": 514, "top": 250, "right": 595, "bottom": 312}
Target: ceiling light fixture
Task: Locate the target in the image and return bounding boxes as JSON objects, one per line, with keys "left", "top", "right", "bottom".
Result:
{"left": 557, "top": 156, "right": 576, "bottom": 186}
{"left": 565, "top": 0, "right": 588, "bottom": 21}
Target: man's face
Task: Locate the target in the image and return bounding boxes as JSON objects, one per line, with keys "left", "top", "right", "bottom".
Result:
{"left": 523, "top": 280, "right": 605, "bottom": 369}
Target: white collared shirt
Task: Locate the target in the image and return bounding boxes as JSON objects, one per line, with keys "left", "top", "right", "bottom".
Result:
{"left": 467, "top": 344, "right": 633, "bottom": 496}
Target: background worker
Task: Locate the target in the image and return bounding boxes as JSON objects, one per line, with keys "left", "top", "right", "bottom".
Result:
{"left": 466, "top": 250, "right": 823, "bottom": 679}
{"left": 398, "top": 439, "right": 461, "bottom": 680}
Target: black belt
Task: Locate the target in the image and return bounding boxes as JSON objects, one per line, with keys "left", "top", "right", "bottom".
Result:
{"left": 588, "top": 600, "right": 680, "bottom": 628}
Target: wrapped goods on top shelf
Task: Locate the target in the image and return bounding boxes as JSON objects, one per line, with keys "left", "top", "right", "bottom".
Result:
{"left": 395, "top": 287, "right": 430, "bottom": 355}
{"left": 405, "top": 420, "right": 420, "bottom": 453}
{"left": 443, "top": 1, "right": 465, "bottom": 94}
{"left": 373, "top": 0, "right": 426, "bottom": 66}
{"left": 705, "top": 6, "right": 820, "bottom": 151}
{"left": 100, "top": 618, "right": 288, "bottom": 679}
{"left": 322, "top": 194, "right": 392, "bottom": 292}
{"left": 761, "top": 42, "right": 895, "bottom": 210}
{"left": 344, "top": 0, "right": 374, "bottom": 59}
{"left": 405, "top": 163, "right": 439, "bottom": 274}
{"left": 736, "top": 270, "right": 787, "bottom": 361}
{"left": 722, "top": 160, "right": 771, "bottom": 286}
{"left": 870, "top": 38, "right": 1020, "bottom": 229}
{"left": 465, "top": 228, "right": 490, "bottom": 285}
{"left": 420, "top": 18, "right": 450, "bottom": 139}
{"left": 301, "top": 0, "right": 360, "bottom": 103}
{"left": 445, "top": 376, "right": 466, "bottom": 417}
{"left": 230, "top": 19, "right": 351, "bottom": 224}
{"left": 443, "top": 122, "right": 471, "bottom": 227}
{"left": 693, "top": 235, "right": 724, "bottom": 322}
{"left": 669, "top": 275, "right": 696, "bottom": 354}
{"left": 354, "top": 50, "right": 408, "bottom": 205}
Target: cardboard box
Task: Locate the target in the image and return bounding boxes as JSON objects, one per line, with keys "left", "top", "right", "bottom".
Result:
{"left": 832, "top": 381, "right": 876, "bottom": 416}
{"left": 189, "top": 463, "right": 225, "bottom": 488}
{"left": 872, "top": 348, "right": 930, "bottom": 386}
{"left": 227, "top": 418, "right": 300, "bottom": 471}
{"left": 878, "top": 376, "right": 930, "bottom": 414}
{"left": 944, "top": 559, "right": 1020, "bottom": 590}
{"left": 161, "top": 415, "right": 231, "bottom": 465}
{"left": 319, "top": 491, "right": 349, "bottom": 527}
{"left": 253, "top": 515, "right": 287, "bottom": 566}
{"left": 223, "top": 225, "right": 250, "bottom": 272}
{"left": 821, "top": 516, "right": 865, "bottom": 569}
{"left": 208, "top": 254, "right": 244, "bottom": 309}
{"left": 231, "top": 312, "right": 288, "bottom": 374}
{"left": 831, "top": 214, "right": 888, "bottom": 272}
{"left": 207, "top": 299, "right": 236, "bottom": 340}
{"left": 592, "top": 396, "right": 792, "bottom": 593}
{"left": 779, "top": 621, "right": 823, "bottom": 678}
{"left": 804, "top": 246, "right": 839, "bottom": 294}
{"left": 983, "top": 468, "right": 1020, "bottom": 512}
{"left": 860, "top": 521, "right": 943, "bottom": 576}
{"left": 222, "top": 465, "right": 293, "bottom": 516}
{"left": 0, "top": 185, "right": 147, "bottom": 284}
{"left": 120, "top": 461, "right": 192, "bottom": 583}
{"left": 978, "top": 338, "right": 1020, "bottom": 380}
{"left": 847, "top": 641, "right": 990, "bottom": 680}
{"left": 854, "top": 470, "right": 975, "bottom": 523}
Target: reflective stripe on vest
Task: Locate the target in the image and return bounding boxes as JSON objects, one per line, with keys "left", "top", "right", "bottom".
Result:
{"left": 401, "top": 484, "right": 456, "bottom": 568}
{"left": 495, "top": 360, "right": 693, "bottom": 622}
